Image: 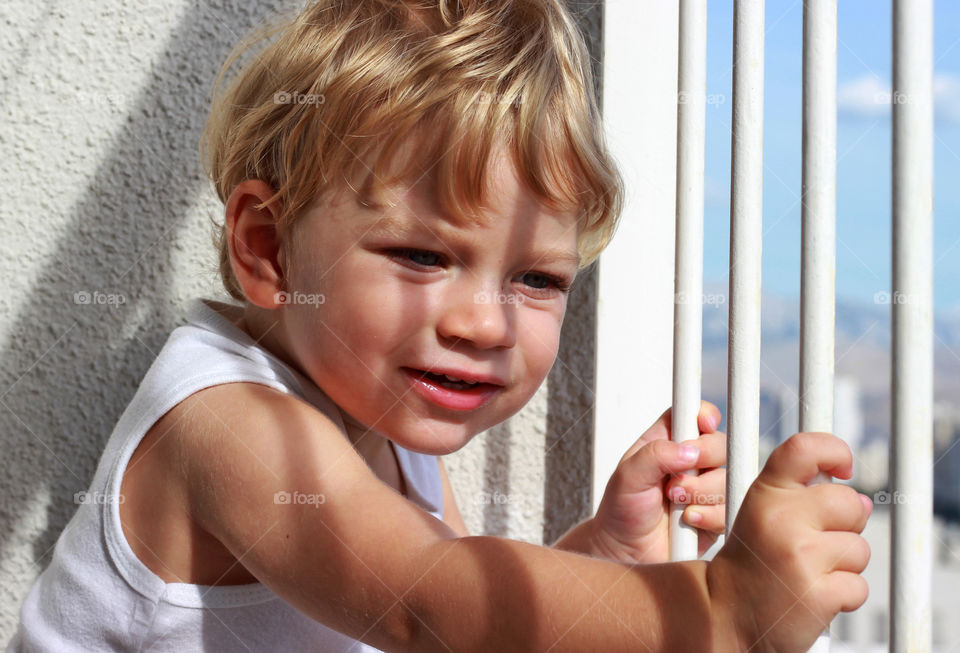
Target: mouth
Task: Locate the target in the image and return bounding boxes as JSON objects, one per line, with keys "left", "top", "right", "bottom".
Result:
{"left": 401, "top": 367, "right": 504, "bottom": 411}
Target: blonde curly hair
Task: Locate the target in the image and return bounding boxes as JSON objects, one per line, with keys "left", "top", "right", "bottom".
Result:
{"left": 201, "top": 0, "right": 623, "bottom": 301}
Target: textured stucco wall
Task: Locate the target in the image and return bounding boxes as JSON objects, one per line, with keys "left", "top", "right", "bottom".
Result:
{"left": 0, "top": 0, "right": 603, "bottom": 641}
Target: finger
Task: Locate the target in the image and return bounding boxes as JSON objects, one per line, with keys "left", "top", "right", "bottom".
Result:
{"left": 808, "top": 484, "right": 872, "bottom": 533}
{"left": 619, "top": 406, "right": 672, "bottom": 462}
{"left": 621, "top": 400, "right": 721, "bottom": 463}
{"left": 759, "top": 432, "right": 855, "bottom": 489}
{"left": 685, "top": 503, "right": 725, "bottom": 534}
{"left": 687, "top": 430, "right": 727, "bottom": 469}
{"left": 817, "top": 531, "right": 871, "bottom": 574}
{"left": 616, "top": 438, "right": 701, "bottom": 494}
{"left": 819, "top": 570, "right": 869, "bottom": 614}
{"left": 667, "top": 468, "right": 726, "bottom": 506}
{"left": 697, "top": 400, "right": 721, "bottom": 434}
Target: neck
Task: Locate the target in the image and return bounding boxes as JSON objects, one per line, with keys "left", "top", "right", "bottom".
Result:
{"left": 340, "top": 412, "right": 394, "bottom": 467}
{"left": 236, "top": 302, "right": 394, "bottom": 468}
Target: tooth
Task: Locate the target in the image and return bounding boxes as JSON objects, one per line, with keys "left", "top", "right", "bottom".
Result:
{"left": 444, "top": 374, "right": 462, "bottom": 382}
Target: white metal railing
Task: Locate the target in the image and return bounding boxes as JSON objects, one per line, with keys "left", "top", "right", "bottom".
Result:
{"left": 671, "top": 0, "right": 707, "bottom": 562}
{"left": 799, "top": 1, "right": 837, "bottom": 650}
{"left": 669, "top": 1, "right": 935, "bottom": 652}
{"left": 724, "top": 0, "right": 765, "bottom": 535}
{"left": 890, "top": 1, "right": 934, "bottom": 651}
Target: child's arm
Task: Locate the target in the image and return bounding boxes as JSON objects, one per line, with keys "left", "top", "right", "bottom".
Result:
{"left": 552, "top": 402, "right": 726, "bottom": 562}
{"left": 178, "top": 383, "right": 868, "bottom": 652}
{"left": 176, "top": 382, "right": 734, "bottom": 652}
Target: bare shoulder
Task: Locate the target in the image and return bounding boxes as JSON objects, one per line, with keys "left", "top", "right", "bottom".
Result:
{"left": 171, "top": 381, "right": 382, "bottom": 540}
{"left": 173, "top": 381, "right": 362, "bottom": 494}
{"left": 165, "top": 381, "right": 459, "bottom": 647}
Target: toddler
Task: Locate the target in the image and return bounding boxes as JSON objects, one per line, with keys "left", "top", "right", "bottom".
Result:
{"left": 9, "top": 1, "right": 872, "bottom": 651}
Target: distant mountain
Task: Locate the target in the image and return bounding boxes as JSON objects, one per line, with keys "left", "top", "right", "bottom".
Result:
{"left": 697, "top": 285, "right": 960, "bottom": 444}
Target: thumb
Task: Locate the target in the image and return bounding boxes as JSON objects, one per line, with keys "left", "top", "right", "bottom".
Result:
{"left": 760, "top": 432, "right": 853, "bottom": 490}
{"left": 613, "top": 438, "right": 700, "bottom": 495}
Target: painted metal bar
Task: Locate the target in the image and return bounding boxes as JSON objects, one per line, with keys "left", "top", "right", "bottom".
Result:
{"left": 725, "top": 0, "right": 764, "bottom": 536}
{"left": 891, "top": 0, "right": 934, "bottom": 650}
{"left": 671, "top": 0, "right": 708, "bottom": 562}
{"left": 798, "top": 1, "right": 837, "bottom": 651}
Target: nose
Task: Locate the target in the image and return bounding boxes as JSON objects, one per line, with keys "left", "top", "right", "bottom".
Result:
{"left": 435, "top": 287, "right": 518, "bottom": 350}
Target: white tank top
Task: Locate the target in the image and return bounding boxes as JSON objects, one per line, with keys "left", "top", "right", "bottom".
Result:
{"left": 8, "top": 298, "right": 444, "bottom": 652}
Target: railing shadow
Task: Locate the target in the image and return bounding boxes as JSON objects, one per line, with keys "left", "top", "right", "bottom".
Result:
{"left": 0, "top": 0, "right": 299, "bottom": 633}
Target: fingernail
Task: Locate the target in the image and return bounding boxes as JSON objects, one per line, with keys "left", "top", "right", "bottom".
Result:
{"left": 679, "top": 445, "right": 699, "bottom": 462}
{"left": 686, "top": 510, "right": 703, "bottom": 524}
{"left": 669, "top": 486, "right": 687, "bottom": 503}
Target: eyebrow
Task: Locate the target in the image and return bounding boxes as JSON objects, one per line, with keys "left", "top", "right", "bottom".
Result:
{"left": 367, "top": 214, "right": 422, "bottom": 239}
{"left": 368, "top": 214, "right": 580, "bottom": 268}
{"left": 532, "top": 250, "right": 581, "bottom": 268}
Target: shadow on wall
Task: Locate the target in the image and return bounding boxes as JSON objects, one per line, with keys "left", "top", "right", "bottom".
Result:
{"left": 543, "top": 0, "right": 604, "bottom": 546}
{"left": 0, "top": 0, "right": 298, "bottom": 632}
{"left": 0, "top": 0, "right": 604, "bottom": 643}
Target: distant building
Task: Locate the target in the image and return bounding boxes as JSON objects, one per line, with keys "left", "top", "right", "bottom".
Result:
{"left": 771, "top": 376, "right": 862, "bottom": 447}
{"left": 832, "top": 506, "right": 960, "bottom": 652}
{"left": 835, "top": 375, "right": 864, "bottom": 452}
{"left": 934, "top": 402, "right": 960, "bottom": 452}
{"left": 933, "top": 406, "right": 960, "bottom": 521}
{"left": 778, "top": 384, "right": 799, "bottom": 445}
{"left": 758, "top": 386, "right": 784, "bottom": 455}
{"left": 853, "top": 439, "right": 888, "bottom": 493}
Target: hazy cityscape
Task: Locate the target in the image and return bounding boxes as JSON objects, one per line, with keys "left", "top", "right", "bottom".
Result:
{"left": 698, "top": 286, "right": 960, "bottom": 651}
{"left": 699, "top": 286, "right": 960, "bottom": 513}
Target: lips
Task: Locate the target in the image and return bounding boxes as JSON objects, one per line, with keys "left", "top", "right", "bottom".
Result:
{"left": 401, "top": 367, "right": 504, "bottom": 411}
{"left": 404, "top": 367, "right": 506, "bottom": 387}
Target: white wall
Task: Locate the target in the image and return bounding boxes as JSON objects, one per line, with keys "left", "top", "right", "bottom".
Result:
{"left": 0, "top": 1, "right": 605, "bottom": 641}
{"left": 1, "top": 1, "right": 265, "bottom": 640}
{"left": 594, "top": 1, "right": 680, "bottom": 507}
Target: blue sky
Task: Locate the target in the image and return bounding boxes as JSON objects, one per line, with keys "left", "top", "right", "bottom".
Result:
{"left": 702, "top": 0, "right": 960, "bottom": 311}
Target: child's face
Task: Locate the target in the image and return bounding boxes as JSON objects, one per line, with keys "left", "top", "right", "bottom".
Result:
{"left": 278, "top": 153, "right": 580, "bottom": 455}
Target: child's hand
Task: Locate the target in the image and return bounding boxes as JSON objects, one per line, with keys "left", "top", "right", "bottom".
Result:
{"left": 590, "top": 401, "right": 726, "bottom": 564}
{"left": 707, "top": 432, "right": 873, "bottom": 652}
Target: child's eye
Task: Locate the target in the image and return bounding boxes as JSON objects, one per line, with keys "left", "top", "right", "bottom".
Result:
{"left": 390, "top": 248, "right": 444, "bottom": 268}
{"left": 519, "top": 271, "right": 573, "bottom": 295}
{"left": 387, "top": 249, "right": 572, "bottom": 295}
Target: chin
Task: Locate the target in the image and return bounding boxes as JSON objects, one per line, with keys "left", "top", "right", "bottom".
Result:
{"left": 390, "top": 423, "right": 481, "bottom": 456}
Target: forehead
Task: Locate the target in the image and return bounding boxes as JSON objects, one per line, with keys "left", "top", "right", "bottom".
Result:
{"left": 361, "top": 159, "right": 581, "bottom": 260}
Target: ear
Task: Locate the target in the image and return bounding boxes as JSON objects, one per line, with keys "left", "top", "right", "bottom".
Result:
{"left": 224, "top": 180, "right": 288, "bottom": 310}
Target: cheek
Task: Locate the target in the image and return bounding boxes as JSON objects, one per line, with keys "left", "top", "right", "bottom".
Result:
{"left": 517, "top": 311, "right": 562, "bottom": 378}
{"left": 299, "top": 263, "right": 429, "bottom": 356}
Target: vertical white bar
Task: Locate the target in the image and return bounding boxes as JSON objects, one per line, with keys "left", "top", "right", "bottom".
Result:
{"left": 671, "top": 0, "right": 708, "bottom": 562}
{"left": 595, "top": 2, "right": 678, "bottom": 513}
{"left": 725, "top": 0, "right": 764, "bottom": 535}
{"left": 891, "top": 1, "right": 934, "bottom": 651}
{"left": 799, "top": 1, "right": 837, "bottom": 651}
